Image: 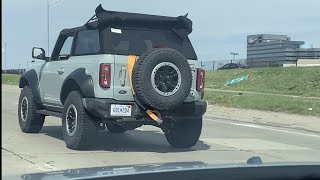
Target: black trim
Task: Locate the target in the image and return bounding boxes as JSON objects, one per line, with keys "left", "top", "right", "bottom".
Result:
{"left": 82, "top": 98, "right": 207, "bottom": 120}
{"left": 43, "top": 104, "right": 63, "bottom": 113}
{"left": 37, "top": 110, "right": 62, "bottom": 118}
{"left": 60, "top": 68, "right": 95, "bottom": 102}
{"left": 19, "top": 69, "right": 43, "bottom": 105}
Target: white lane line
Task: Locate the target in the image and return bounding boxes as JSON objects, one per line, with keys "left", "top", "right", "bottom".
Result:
{"left": 207, "top": 119, "right": 320, "bottom": 138}
{"left": 135, "top": 128, "right": 163, "bottom": 134}
{"left": 36, "top": 163, "right": 59, "bottom": 171}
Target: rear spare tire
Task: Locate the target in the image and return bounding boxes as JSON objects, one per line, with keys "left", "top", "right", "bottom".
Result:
{"left": 132, "top": 48, "right": 192, "bottom": 110}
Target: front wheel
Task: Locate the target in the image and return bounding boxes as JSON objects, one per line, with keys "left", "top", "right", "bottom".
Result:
{"left": 164, "top": 117, "right": 202, "bottom": 148}
{"left": 18, "top": 86, "right": 45, "bottom": 133}
{"left": 62, "top": 91, "right": 97, "bottom": 150}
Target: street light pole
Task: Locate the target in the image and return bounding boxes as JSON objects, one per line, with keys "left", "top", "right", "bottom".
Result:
{"left": 47, "top": 0, "right": 66, "bottom": 56}
{"left": 230, "top": 52, "right": 239, "bottom": 63}
{"left": 47, "top": 0, "right": 50, "bottom": 56}
{"left": 4, "top": 41, "right": 7, "bottom": 70}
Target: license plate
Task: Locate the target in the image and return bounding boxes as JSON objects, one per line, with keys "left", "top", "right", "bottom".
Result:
{"left": 110, "top": 104, "right": 132, "bottom": 117}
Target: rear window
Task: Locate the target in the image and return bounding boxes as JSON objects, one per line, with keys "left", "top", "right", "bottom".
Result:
{"left": 103, "top": 28, "right": 197, "bottom": 60}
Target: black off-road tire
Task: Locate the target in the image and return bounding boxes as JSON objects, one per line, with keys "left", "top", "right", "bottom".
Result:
{"left": 132, "top": 48, "right": 192, "bottom": 110}
{"left": 165, "top": 117, "right": 202, "bottom": 148}
{"left": 18, "top": 86, "right": 45, "bottom": 133}
{"left": 106, "top": 123, "right": 127, "bottom": 133}
{"left": 62, "top": 91, "right": 97, "bottom": 150}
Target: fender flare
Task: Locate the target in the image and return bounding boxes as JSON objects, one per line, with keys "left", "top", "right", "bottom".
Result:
{"left": 19, "top": 69, "right": 43, "bottom": 105}
{"left": 60, "top": 68, "right": 95, "bottom": 103}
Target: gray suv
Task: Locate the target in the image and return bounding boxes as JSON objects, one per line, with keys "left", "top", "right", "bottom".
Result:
{"left": 18, "top": 5, "right": 207, "bottom": 150}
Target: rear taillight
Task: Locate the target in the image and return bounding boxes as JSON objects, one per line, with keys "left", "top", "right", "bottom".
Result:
{"left": 196, "top": 69, "right": 205, "bottom": 91}
{"left": 99, "top": 63, "right": 111, "bottom": 88}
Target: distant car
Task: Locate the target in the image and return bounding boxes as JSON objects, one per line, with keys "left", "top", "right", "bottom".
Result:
{"left": 217, "top": 63, "right": 249, "bottom": 70}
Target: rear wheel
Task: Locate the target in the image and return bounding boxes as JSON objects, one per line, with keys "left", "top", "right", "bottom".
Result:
{"left": 18, "top": 86, "right": 45, "bottom": 133}
{"left": 62, "top": 91, "right": 97, "bottom": 150}
{"left": 164, "top": 117, "right": 202, "bottom": 148}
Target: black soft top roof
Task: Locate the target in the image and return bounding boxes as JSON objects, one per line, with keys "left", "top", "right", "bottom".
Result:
{"left": 60, "top": 4, "right": 193, "bottom": 36}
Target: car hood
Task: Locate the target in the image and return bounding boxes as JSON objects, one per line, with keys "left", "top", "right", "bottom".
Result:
{"left": 17, "top": 160, "right": 320, "bottom": 180}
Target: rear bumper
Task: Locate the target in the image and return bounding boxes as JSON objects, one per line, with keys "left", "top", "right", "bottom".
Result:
{"left": 82, "top": 98, "right": 207, "bottom": 120}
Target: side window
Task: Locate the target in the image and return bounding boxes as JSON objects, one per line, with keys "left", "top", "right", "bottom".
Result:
{"left": 74, "top": 30, "right": 100, "bottom": 55}
{"left": 59, "top": 36, "right": 74, "bottom": 57}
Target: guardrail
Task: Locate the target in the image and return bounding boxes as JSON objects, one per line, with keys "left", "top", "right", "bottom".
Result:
{"left": 2, "top": 69, "right": 26, "bottom": 74}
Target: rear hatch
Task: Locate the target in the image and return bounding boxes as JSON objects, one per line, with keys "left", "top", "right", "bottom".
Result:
{"left": 111, "top": 55, "right": 202, "bottom": 102}
{"left": 97, "top": 26, "right": 202, "bottom": 102}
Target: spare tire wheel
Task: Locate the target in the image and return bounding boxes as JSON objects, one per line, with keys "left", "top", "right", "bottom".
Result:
{"left": 132, "top": 48, "right": 192, "bottom": 110}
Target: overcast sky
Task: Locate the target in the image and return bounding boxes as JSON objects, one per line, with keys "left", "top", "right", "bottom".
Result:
{"left": 2, "top": 0, "right": 320, "bottom": 69}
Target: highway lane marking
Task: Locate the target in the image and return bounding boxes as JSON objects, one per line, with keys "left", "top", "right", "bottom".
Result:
{"left": 207, "top": 119, "right": 320, "bottom": 138}
{"left": 36, "top": 163, "right": 59, "bottom": 171}
{"left": 201, "top": 138, "right": 311, "bottom": 150}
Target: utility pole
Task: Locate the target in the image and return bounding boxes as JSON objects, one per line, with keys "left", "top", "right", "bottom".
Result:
{"left": 212, "top": 60, "right": 215, "bottom": 70}
{"left": 4, "top": 41, "right": 7, "bottom": 70}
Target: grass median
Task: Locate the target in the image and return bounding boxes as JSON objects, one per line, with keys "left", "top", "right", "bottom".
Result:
{"left": 205, "top": 67, "right": 320, "bottom": 116}
{"left": 204, "top": 90, "right": 320, "bottom": 116}
{"left": 206, "top": 66, "right": 320, "bottom": 97}
{"left": 2, "top": 74, "right": 20, "bottom": 86}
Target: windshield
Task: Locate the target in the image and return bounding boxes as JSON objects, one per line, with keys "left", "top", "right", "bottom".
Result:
{"left": 104, "top": 28, "right": 197, "bottom": 59}
{"left": 2, "top": 0, "right": 320, "bottom": 179}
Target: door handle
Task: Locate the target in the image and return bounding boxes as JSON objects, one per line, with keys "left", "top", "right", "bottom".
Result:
{"left": 120, "top": 66, "right": 126, "bottom": 87}
{"left": 57, "top": 68, "right": 64, "bottom": 74}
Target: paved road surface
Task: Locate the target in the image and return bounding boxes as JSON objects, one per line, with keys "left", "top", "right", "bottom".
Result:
{"left": 2, "top": 85, "right": 320, "bottom": 178}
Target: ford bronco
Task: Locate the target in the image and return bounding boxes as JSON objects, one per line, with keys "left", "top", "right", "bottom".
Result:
{"left": 18, "top": 5, "right": 207, "bottom": 150}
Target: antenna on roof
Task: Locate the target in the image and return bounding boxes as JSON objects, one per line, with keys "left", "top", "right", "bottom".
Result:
{"left": 184, "top": 13, "right": 188, "bottom": 17}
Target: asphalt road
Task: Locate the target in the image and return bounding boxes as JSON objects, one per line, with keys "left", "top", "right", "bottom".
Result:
{"left": 2, "top": 84, "right": 320, "bottom": 178}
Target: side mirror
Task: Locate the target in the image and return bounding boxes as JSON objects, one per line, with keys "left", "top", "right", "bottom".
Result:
{"left": 32, "top": 47, "right": 46, "bottom": 60}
